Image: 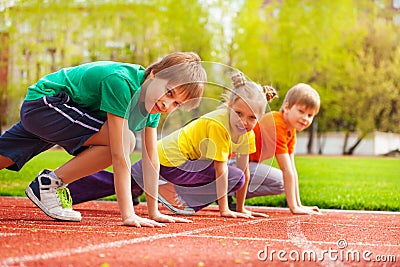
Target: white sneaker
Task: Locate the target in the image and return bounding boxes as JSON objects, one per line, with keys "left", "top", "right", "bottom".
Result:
{"left": 158, "top": 193, "right": 195, "bottom": 216}
{"left": 25, "top": 170, "right": 82, "bottom": 222}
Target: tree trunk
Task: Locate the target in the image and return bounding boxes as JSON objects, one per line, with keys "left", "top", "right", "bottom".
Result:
{"left": 343, "top": 131, "right": 369, "bottom": 155}
{"left": 342, "top": 131, "right": 350, "bottom": 155}
{"left": 317, "top": 131, "right": 325, "bottom": 155}
{"left": 307, "top": 121, "right": 317, "bottom": 154}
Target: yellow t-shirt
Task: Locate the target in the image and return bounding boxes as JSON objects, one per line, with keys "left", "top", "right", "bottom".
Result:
{"left": 158, "top": 109, "right": 256, "bottom": 167}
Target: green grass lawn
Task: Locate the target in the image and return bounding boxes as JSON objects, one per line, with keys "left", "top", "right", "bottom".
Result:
{"left": 0, "top": 150, "right": 399, "bottom": 211}
{"left": 246, "top": 156, "right": 400, "bottom": 211}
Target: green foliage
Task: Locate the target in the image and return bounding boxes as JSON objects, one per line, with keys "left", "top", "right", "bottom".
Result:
{"left": 0, "top": 0, "right": 213, "bottom": 127}
{"left": 0, "top": 150, "right": 399, "bottom": 211}
{"left": 227, "top": 0, "right": 400, "bottom": 153}
{"left": 1, "top": 0, "right": 399, "bottom": 146}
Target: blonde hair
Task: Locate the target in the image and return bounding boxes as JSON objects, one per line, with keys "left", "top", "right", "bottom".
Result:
{"left": 145, "top": 52, "right": 207, "bottom": 110}
{"left": 280, "top": 83, "right": 320, "bottom": 114}
{"left": 220, "top": 72, "right": 278, "bottom": 118}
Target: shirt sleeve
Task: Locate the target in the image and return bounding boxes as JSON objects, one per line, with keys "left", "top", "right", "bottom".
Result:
{"left": 99, "top": 74, "right": 132, "bottom": 118}
{"left": 287, "top": 131, "right": 296, "bottom": 154}
{"left": 275, "top": 123, "right": 290, "bottom": 154}
{"left": 146, "top": 113, "right": 161, "bottom": 128}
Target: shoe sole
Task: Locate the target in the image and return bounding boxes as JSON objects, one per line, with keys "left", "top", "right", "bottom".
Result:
{"left": 158, "top": 194, "right": 195, "bottom": 216}
{"left": 25, "top": 186, "right": 81, "bottom": 222}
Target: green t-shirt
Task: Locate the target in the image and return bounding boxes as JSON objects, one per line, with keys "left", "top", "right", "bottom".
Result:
{"left": 25, "top": 61, "right": 160, "bottom": 131}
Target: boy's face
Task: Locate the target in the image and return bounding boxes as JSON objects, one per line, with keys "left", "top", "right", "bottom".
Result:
{"left": 283, "top": 103, "right": 318, "bottom": 132}
{"left": 144, "top": 77, "right": 187, "bottom": 114}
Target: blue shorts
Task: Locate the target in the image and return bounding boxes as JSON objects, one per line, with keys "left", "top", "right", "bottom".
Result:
{"left": 0, "top": 92, "right": 105, "bottom": 171}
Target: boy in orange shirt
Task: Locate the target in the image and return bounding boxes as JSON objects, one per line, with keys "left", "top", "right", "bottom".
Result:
{"left": 239, "top": 83, "right": 322, "bottom": 214}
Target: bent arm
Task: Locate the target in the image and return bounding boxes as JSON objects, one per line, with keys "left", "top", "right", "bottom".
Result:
{"left": 141, "top": 126, "right": 160, "bottom": 218}
{"left": 289, "top": 153, "right": 321, "bottom": 214}
{"left": 140, "top": 127, "right": 193, "bottom": 224}
{"left": 214, "top": 160, "right": 230, "bottom": 215}
{"left": 276, "top": 153, "right": 320, "bottom": 215}
{"left": 214, "top": 160, "right": 252, "bottom": 218}
{"left": 288, "top": 153, "right": 302, "bottom": 207}
{"left": 234, "top": 154, "right": 250, "bottom": 212}
{"left": 107, "top": 113, "right": 135, "bottom": 221}
{"left": 275, "top": 153, "right": 299, "bottom": 213}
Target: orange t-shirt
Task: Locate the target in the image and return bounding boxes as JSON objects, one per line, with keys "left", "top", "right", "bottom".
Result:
{"left": 249, "top": 111, "right": 296, "bottom": 162}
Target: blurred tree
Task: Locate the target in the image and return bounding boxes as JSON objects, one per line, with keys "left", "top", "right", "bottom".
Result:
{"left": 1, "top": 0, "right": 213, "bottom": 130}
{"left": 229, "top": 0, "right": 400, "bottom": 154}
{"left": 231, "top": 0, "right": 360, "bottom": 153}
{"left": 0, "top": 31, "right": 9, "bottom": 134}
{"left": 339, "top": 7, "right": 400, "bottom": 154}
{"left": 0, "top": 0, "right": 399, "bottom": 154}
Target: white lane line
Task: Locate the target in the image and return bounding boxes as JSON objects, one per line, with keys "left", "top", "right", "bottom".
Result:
{"left": 250, "top": 206, "right": 400, "bottom": 215}
{"left": 286, "top": 218, "right": 344, "bottom": 267}
{"left": 0, "top": 233, "right": 19, "bottom": 237}
{"left": 1, "top": 227, "right": 132, "bottom": 235}
{"left": 0, "top": 215, "right": 301, "bottom": 236}
{"left": 180, "top": 234, "right": 400, "bottom": 248}
{"left": 1, "top": 218, "right": 270, "bottom": 266}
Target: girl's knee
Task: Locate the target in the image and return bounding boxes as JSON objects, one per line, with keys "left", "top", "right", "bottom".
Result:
{"left": 236, "top": 173, "right": 245, "bottom": 190}
{"left": 228, "top": 168, "right": 245, "bottom": 191}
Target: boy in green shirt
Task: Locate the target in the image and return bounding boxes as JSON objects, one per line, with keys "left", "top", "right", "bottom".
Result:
{"left": 0, "top": 52, "right": 207, "bottom": 227}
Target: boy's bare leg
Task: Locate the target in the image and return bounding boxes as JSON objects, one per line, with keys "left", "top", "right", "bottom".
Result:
{"left": 25, "top": 122, "right": 129, "bottom": 222}
{"left": 0, "top": 155, "right": 14, "bottom": 170}
{"left": 54, "top": 121, "right": 133, "bottom": 184}
{"left": 54, "top": 145, "right": 112, "bottom": 183}
{"left": 25, "top": 146, "right": 112, "bottom": 222}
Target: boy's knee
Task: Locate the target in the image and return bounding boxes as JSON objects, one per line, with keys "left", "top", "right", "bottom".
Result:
{"left": 0, "top": 155, "right": 15, "bottom": 170}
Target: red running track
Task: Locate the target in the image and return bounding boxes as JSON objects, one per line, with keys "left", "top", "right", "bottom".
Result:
{"left": 0, "top": 197, "right": 399, "bottom": 267}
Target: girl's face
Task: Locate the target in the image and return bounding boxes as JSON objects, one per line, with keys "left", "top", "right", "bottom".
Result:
{"left": 283, "top": 103, "right": 317, "bottom": 132}
{"left": 143, "top": 77, "right": 187, "bottom": 114}
{"left": 228, "top": 98, "right": 259, "bottom": 138}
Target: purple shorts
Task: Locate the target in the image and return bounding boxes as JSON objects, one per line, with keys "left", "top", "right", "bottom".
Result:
{"left": 137, "top": 159, "right": 245, "bottom": 211}
{"left": 69, "top": 159, "right": 245, "bottom": 211}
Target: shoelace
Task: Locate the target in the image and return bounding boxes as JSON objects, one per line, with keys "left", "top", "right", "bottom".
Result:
{"left": 174, "top": 194, "right": 188, "bottom": 208}
{"left": 56, "top": 188, "right": 73, "bottom": 209}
